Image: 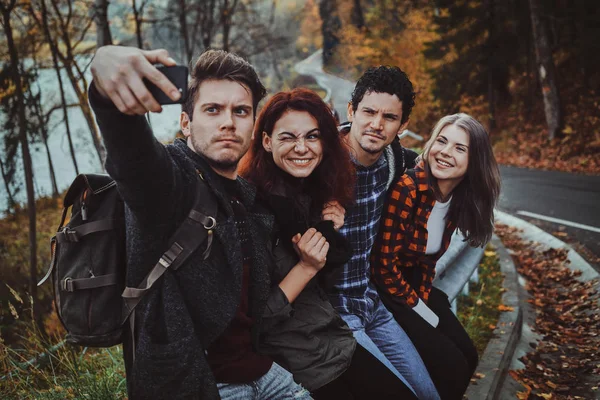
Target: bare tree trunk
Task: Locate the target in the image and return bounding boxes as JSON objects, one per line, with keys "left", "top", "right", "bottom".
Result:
{"left": 0, "top": 156, "right": 16, "bottom": 212}
{"left": 57, "top": 71, "right": 80, "bottom": 175}
{"left": 177, "top": 0, "right": 193, "bottom": 64}
{"left": 1, "top": 1, "right": 38, "bottom": 299}
{"left": 50, "top": 0, "right": 106, "bottom": 167}
{"left": 319, "top": 0, "right": 341, "bottom": 66}
{"left": 526, "top": 21, "right": 534, "bottom": 114}
{"left": 201, "top": 0, "right": 216, "bottom": 50}
{"left": 31, "top": 88, "right": 59, "bottom": 199}
{"left": 221, "top": 0, "right": 238, "bottom": 52}
{"left": 34, "top": 0, "right": 79, "bottom": 175}
{"left": 94, "top": 0, "right": 112, "bottom": 47}
{"left": 351, "top": 0, "right": 365, "bottom": 29}
{"left": 132, "top": 0, "right": 143, "bottom": 48}
{"left": 528, "top": 0, "right": 562, "bottom": 139}
{"left": 42, "top": 127, "right": 59, "bottom": 199}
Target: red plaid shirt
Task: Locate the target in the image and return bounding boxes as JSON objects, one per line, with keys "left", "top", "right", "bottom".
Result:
{"left": 370, "top": 161, "right": 456, "bottom": 307}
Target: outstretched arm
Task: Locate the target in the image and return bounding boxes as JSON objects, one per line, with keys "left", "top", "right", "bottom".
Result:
{"left": 89, "top": 46, "right": 185, "bottom": 218}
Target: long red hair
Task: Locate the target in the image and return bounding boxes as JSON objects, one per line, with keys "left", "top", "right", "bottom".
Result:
{"left": 240, "top": 88, "right": 355, "bottom": 208}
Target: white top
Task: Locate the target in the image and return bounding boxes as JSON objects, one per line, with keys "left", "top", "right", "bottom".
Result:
{"left": 425, "top": 197, "right": 451, "bottom": 255}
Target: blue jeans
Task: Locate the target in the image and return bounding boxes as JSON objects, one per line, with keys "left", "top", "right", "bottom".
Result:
{"left": 340, "top": 291, "right": 440, "bottom": 400}
{"left": 217, "top": 362, "right": 312, "bottom": 400}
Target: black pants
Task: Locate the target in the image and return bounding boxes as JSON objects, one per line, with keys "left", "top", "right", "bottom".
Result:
{"left": 311, "top": 343, "right": 418, "bottom": 400}
{"left": 381, "top": 287, "right": 478, "bottom": 400}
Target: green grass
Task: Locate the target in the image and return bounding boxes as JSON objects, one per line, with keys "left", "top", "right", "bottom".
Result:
{"left": 1, "top": 300, "right": 126, "bottom": 400}
{"left": 456, "top": 245, "right": 504, "bottom": 355}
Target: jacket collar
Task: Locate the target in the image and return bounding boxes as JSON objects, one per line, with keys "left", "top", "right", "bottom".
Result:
{"left": 413, "top": 160, "right": 430, "bottom": 192}
{"left": 173, "top": 138, "right": 257, "bottom": 208}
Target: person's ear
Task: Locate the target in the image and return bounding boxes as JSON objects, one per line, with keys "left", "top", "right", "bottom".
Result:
{"left": 262, "top": 132, "right": 272, "bottom": 152}
{"left": 397, "top": 119, "right": 410, "bottom": 135}
{"left": 347, "top": 102, "right": 354, "bottom": 122}
{"left": 180, "top": 112, "right": 191, "bottom": 137}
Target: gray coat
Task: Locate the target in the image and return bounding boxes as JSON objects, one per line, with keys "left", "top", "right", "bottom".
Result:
{"left": 90, "top": 85, "right": 274, "bottom": 400}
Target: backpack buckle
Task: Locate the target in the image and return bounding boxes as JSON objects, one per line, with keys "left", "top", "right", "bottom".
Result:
{"left": 62, "top": 227, "right": 79, "bottom": 242}
{"left": 203, "top": 216, "right": 216, "bottom": 230}
{"left": 61, "top": 277, "right": 74, "bottom": 292}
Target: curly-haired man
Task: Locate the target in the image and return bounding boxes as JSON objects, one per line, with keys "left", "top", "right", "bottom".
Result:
{"left": 329, "top": 66, "right": 441, "bottom": 400}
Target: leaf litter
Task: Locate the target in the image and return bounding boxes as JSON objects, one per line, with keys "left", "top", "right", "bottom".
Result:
{"left": 496, "top": 224, "right": 600, "bottom": 399}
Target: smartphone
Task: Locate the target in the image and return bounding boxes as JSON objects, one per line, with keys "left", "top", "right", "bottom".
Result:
{"left": 144, "top": 65, "right": 188, "bottom": 105}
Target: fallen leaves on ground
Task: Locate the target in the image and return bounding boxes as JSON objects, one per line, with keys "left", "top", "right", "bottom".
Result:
{"left": 492, "top": 88, "right": 600, "bottom": 176}
{"left": 496, "top": 224, "right": 600, "bottom": 399}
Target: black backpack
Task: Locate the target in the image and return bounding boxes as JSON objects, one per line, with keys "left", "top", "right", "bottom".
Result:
{"left": 38, "top": 173, "right": 217, "bottom": 348}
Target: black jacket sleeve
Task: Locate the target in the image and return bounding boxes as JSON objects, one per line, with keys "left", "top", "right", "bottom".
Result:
{"left": 88, "top": 82, "right": 182, "bottom": 222}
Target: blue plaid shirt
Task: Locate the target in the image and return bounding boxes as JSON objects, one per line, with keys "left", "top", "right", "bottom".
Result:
{"left": 328, "top": 152, "right": 391, "bottom": 319}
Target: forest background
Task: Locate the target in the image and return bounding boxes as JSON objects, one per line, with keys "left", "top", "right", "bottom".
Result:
{"left": 1, "top": 0, "right": 599, "bottom": 396}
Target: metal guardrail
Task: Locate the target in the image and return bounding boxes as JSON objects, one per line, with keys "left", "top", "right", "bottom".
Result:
{"left": 434, "top": 231, "right": 484, "bottom": 310}
{"left": 398, "top": 129, "right": 424, "bottom": 141}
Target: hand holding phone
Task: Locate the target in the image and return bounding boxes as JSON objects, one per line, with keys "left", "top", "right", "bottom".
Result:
{"left": 91, "top": 47, "right": 184, "bottom": 114}
{"left": 144, "top": 65, "right": 188, "bottom": 105}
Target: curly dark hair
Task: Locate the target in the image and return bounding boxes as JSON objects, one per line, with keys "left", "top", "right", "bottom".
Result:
{"left": 183, "top": 49, "right": 266, "bottom": 119}
{"left": 240, "top": 88, "right": 355, "bottom": 209}
{"left": 350, "top": 66, "right": 416, "bottom": 124}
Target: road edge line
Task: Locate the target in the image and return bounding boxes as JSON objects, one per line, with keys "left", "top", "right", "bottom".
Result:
{"left": 496, "top": 210, "right": 600, "bottom": 282}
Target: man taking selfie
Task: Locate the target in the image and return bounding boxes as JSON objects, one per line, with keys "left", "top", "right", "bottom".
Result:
{"left": 89, "top": 45, "right": 311, "bottom": 400}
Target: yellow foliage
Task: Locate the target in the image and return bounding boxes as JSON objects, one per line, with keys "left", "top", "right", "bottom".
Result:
{"left": 330, "top": 5, "right": 444, "bottom": 135}
{"left": 297, "top": 0, "right": 323, "bottom": 55}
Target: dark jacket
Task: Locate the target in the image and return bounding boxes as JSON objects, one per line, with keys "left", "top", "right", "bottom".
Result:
{"left": 90, "top": 84, "right": 274, "bottom": 400}
{"left": 259, "top": 192, "right": 356, "bottom": 391}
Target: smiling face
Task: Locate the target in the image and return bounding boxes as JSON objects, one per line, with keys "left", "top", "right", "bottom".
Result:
{"left": 427, "top": 123, "right": 470, "bottom": 194}
{"left": 347, "top": 91, "right": 409, "bottom": 166}
{"left": 180, "top": 79, "right": 255, "bottom": 179}
{"left": 262, "top": 110, "right": 323, "bottom": 179}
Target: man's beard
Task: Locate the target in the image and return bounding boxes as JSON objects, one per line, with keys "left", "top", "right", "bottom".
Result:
{"left": 359, "top": 140, "right": 386, "bottom": 155}
{"left": 190, "top": 136, "right": 241, "bottom": 175}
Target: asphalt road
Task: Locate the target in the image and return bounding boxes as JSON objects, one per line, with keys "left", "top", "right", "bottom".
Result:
{"left": 498, "top": 165, "right": 600, "bottom": 269}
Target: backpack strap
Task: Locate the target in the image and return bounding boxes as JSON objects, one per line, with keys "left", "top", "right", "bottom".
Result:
{"left": 121, "top": 174, "right": 218, "bottom": 358}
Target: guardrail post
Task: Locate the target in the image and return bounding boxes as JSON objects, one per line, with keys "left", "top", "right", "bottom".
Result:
{"left": 470, "top": 266, "right": 479, "bottom": 283}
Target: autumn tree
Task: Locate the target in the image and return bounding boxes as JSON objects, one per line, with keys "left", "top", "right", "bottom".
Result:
{"left": 0, "top": 0, "right": 38, "bottom": 299}
{"left": 424, "top": 0, "right": 527, "bottom": 126}
{"left": 29, "top": 0, "right": 80, "bottom": 175}
{"left": 40, "top": 0, "right": 106, "bottom": 168}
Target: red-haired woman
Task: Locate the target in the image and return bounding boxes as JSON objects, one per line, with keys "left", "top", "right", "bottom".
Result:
{"left": 240, "top": 88, "right": 417, "bottom": 399}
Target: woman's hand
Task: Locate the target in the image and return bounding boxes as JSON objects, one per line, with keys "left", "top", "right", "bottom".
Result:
{"left": 321, "top": 200, "right": 346, "bottom": 231}
{"left": 292, "top": 228, "right": 329, "bottom": 277}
